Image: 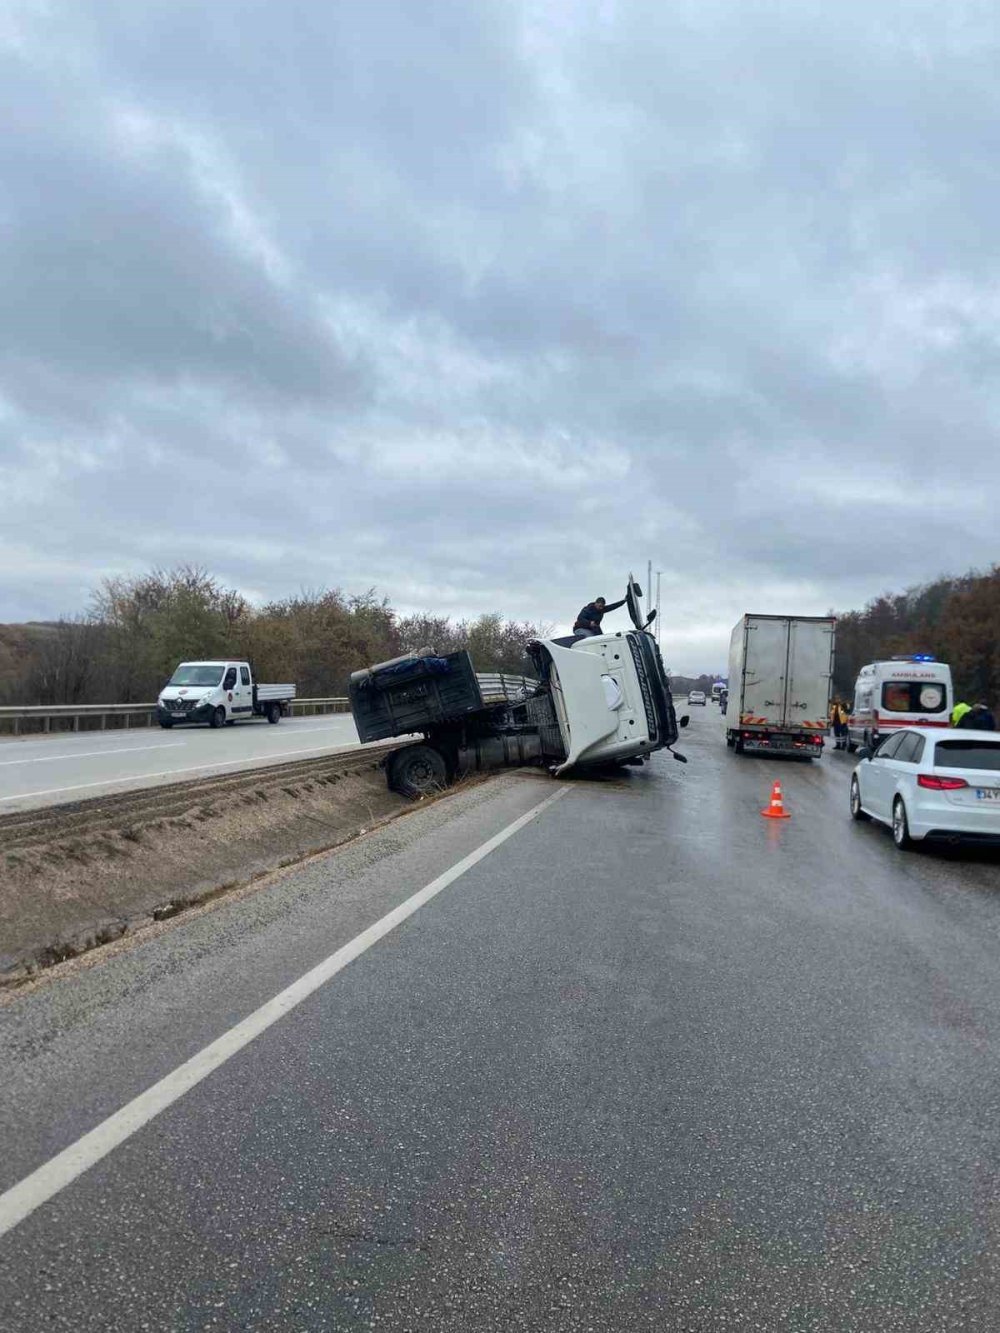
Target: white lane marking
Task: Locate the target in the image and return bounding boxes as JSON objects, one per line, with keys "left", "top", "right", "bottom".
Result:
{"left": 0, "top": 744, "right": 185, "bottom": 769}
{"left": 0, "top": 784, "right": 569, "bottom": 1239}
{"left": 0, "top": 741, "right": 364, "bottom": 804}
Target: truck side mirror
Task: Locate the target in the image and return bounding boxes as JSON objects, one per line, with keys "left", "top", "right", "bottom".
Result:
{"left": 672, "top": 751, "right": 688, "bottom": 763}
{"left": 679, "top": 715, "right": 690, "bottom": 727}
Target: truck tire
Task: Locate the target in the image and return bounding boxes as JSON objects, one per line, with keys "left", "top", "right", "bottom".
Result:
{"left": 388, "top": 745, "right": 448, "bottom": 798}
{"left": 210, "top": 706, "right": 226, "bottom": 729}
{"left": 267, "top": 702, "right": 281, "bottom": 724}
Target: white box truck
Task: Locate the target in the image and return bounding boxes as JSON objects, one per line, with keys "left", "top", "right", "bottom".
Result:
{"left": 725, "top": 615, "right": 835, "bottom": 758}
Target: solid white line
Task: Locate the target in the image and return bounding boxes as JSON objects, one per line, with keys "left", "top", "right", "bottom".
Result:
{"left": 0, "top": 743, "right": 185, "bottom": 769}
{"left": 0, "top": 783, "right": 569, "bottom": 1239}
{"left": 0, "top": 740, "right": 363, "bottom": 804}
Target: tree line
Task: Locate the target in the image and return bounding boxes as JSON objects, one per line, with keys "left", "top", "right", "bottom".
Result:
{"left": 0, "top": 567, "right": 549, "bottom": 706}
{"left": 2, "top": 563, "right": 998, "bottom": 707}
{"left": 832, "top": 566, "right": 1000, "bottom": 704}
{"left": 673, "top": 567, "right": 1000, "bottom": 706}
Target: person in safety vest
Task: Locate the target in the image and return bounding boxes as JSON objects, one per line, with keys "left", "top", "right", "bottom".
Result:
{"left": 952, "top": 701, "right": 972, "bottom": 727}
{"left": 830, "top": 699, "right": 849, "bottom": 750}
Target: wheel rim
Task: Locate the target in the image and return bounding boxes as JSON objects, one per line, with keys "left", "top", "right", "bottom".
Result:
{"left": 850, "top": 779, "right": 860, "bottom": 815}
{"left": 893, "top": 801, "right": 906, "bottom": 844}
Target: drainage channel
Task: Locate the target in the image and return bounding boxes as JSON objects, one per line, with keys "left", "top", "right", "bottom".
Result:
{"left": 0, "top": 742, "right": 401, "bottom": 854}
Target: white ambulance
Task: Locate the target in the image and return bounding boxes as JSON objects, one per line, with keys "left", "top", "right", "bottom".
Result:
{"left": 847, "top": 656, "right": 952, "bottom": 753}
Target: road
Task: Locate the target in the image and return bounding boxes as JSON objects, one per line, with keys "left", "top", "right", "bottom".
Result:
{"left": 0, "top": 714, "right": 362, "bottom": 812}
{"left": 3, "top": 708, "right": 1000, "bottom": 1329}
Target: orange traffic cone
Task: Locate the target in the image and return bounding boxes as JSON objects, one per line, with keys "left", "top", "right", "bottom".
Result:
{"left": 761, "top": 780, "right": 791, "bottom": 819}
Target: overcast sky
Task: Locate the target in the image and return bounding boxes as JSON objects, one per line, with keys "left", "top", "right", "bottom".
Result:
{"left": 2, "top": 1, "right": 999, "bottom": 672}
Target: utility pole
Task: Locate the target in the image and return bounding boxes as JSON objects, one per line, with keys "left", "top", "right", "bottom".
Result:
{"left": 655, "top": 571, "right": 662, "bottom": 643}
{"left": 647, "top": 560, "right": 653, "bottom": 622}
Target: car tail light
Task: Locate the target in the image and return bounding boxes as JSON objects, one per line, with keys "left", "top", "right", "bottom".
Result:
{"left": 918, "top": 774, "right": 968, "bottom": 790}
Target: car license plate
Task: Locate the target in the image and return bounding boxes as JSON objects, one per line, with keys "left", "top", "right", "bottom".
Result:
{"left": 975, "top": 788, "right": 1000, "bottom": 801}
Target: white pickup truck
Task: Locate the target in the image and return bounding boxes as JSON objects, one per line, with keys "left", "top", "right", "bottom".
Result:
{"left": 157, "top": 660, "right": 296, "bottom": 729}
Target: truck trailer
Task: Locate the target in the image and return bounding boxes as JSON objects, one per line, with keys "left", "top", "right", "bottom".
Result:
{"left": 725, "top": 614, "right": 835, "bottom": 757}
{"left": 350, "top": 578, "right": 688, "bottom": 796}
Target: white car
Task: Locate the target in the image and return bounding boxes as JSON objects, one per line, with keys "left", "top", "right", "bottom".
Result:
{"left": 850, "top": 727, "right": 1000, "bottom": 849}
{"left": 688, "top": 691, "right": 707, "bottom": 705}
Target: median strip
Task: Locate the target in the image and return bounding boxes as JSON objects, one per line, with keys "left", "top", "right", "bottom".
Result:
{"left": 0, "top": 743, "right": 405, "bottom": 985}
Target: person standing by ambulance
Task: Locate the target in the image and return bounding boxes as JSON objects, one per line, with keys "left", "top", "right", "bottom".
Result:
{"left": 830, "top": 698, "right": 849, "bottom": 750}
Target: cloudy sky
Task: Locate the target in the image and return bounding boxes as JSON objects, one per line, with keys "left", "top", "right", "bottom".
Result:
{"left": 2, "top": 1, "right": 999, "bottom": 672}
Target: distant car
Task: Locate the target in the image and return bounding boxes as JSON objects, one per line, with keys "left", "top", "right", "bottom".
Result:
{"left": 850, "top": 727, "right": 1000, "bottom": 849}
{"left": 687, "top": 691, "right": 707, "bottom": 705}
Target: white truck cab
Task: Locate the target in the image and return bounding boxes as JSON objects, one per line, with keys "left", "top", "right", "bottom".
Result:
{"left": 535, "top": 609, "right": 678, "bottom": 775}
{"left": 848, "top": 656, "right": 952, "bottom": 753}
{"left": 157, "top": 660, "right": 296, "bottom": 729}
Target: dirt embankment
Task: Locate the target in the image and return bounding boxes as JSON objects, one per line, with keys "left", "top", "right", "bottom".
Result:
{"left": 0, "top": 750, "right": 410, "bottom": 985}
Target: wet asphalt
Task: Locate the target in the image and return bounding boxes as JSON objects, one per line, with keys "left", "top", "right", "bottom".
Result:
{"left": 2, "top": 709, "right": 1000, "bottom": 1329}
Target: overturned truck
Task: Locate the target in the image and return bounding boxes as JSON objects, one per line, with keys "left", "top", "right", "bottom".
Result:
{"left": 349, "top": 579, "right": 687, "bottom": 796}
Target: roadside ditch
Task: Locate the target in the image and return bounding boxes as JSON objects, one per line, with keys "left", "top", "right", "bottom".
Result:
{"left": 0, "top": 743, "right": 420, "bottom": 986}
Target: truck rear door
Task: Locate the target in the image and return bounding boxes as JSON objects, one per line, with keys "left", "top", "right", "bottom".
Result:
{"left": 741, "top": 617, "right": 790, "bottom": 727}
{"left": 786, "top": 621, "right": 834, "bottom": 729}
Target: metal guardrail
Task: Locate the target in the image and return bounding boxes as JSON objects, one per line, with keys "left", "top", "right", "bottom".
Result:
{"left": 476, "top": 672, "right": 537, "bottom": 703}
{"left": 0, "top": 676, "right": 538, "bottom": 736}
{"left": 0, "top": 697, "right": 350, "bottom": 736}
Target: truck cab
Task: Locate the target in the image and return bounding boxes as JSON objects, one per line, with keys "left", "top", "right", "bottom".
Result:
{"left": 530, "top": 616, "right": 679, "bottom": 775}
{"left": 157, "top": 661, "right": 296, "bottom": 729}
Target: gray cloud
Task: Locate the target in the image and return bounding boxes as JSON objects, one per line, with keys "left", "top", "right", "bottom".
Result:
{"left": 2, "top": 0, "right": 999, "bottom": 669}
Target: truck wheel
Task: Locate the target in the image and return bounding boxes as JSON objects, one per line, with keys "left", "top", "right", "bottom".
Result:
{"left": 267, "top": 702, "right": 281, "bottom": 724}
{"left": 210, "top": 706, "right": 226, "bottom": 729}
{"left": 388, "top": 745, "right": 448, "bottom": 797}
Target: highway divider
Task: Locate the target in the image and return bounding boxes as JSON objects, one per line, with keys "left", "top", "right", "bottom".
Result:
{"left": 0, "top": 740, "right": 411, "bottom": 986}
{"left": 0, "top": 697, "right": 350, "bottom": 737}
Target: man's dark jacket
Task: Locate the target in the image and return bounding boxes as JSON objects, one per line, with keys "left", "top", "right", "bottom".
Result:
{"left": 573, "top": 597, "right": 627, "bottom": 632}
{"left": 958, "top": 706, "right": 997, "bottom": 731}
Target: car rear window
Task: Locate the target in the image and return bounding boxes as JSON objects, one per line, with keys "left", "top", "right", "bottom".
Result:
{"left": 935, "top": 740, "right": 1000, "bottom": 771}
{"left": 882, "top": 681, "right": 946, "bottom": 713}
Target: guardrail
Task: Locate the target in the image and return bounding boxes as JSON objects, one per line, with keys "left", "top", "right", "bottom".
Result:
{"left": 476, "top": 672, "right": 536, "bottom": 703}
{"left": 0, "top": 697, "right": 350, "bottom": 737}
{"left": 0, "top": 675, "right": 539, "bottom": 737}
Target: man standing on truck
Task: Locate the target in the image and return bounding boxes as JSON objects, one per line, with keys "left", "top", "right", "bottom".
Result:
{"left": 573, "top": 594, "right": 628, "bottom": 637}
